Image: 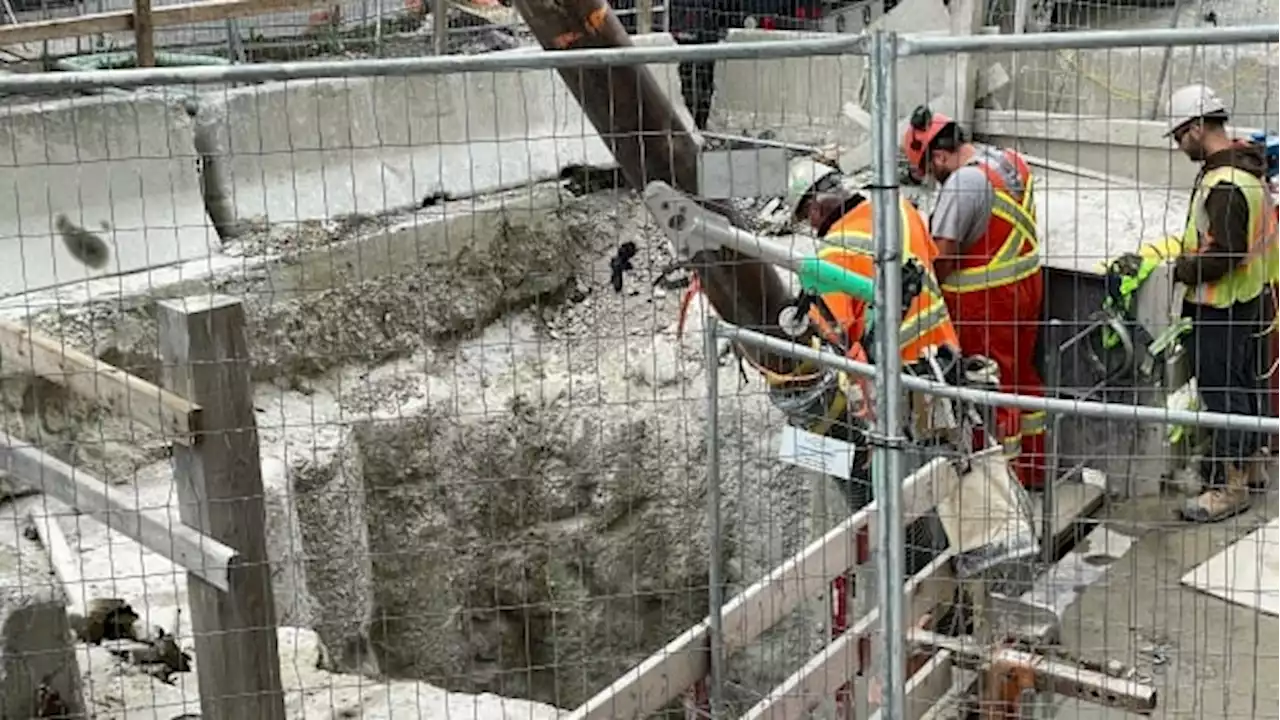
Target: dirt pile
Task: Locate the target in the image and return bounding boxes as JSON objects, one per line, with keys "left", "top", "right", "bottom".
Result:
{"left": 292, "top": 396, "right": 713, "bottom": 707}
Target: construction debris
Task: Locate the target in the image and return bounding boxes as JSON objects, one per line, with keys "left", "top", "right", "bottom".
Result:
{"left": 106, "top": 625, "right": 193, "bottom": 684}
{"left": 69, "top": 598, "right": 140, "bottom": 646}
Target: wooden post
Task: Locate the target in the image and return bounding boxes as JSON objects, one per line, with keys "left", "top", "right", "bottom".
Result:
{"left": 636, "top": 0, "right": 652, "bottom": 33}
{"left": 432, "top": 0, "right": 446, "bottom": 54}
{"left": 132, "top": 0, "right": 154, "bottom": 67}
{"left": 157, "top": 295, "right": 285, "bottom": 720}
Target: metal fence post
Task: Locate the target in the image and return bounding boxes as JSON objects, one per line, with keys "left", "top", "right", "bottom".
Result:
{"left": 704, "top": 315, "right": 727, "bottom": 718}
{"left": 869, "top": 28, "right": 908, "bottom": 720}
{"left": 157, "top": 295, "right": 286, "bottom": 720}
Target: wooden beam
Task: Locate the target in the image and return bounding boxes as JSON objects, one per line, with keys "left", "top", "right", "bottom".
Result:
{"left": 868, "top": 651, "right": 956, "bottom": 720}
{"left": 739, "top": 552, "right": 960, "bottom": 720}
{"left": 0, "top": 319, "right": 200, "bottom": 442}
{"left": 566, "top": 458, "right": 960, "bottom": 720}
{"left": 0, "top": 0, "right": 327, "bottom": 46}
{"left": 27, "top": 503, "right": 88, "bottom": 619}
{"left": 946, "top": 0, "right": 988, "bottom": 127}
{"left": 133, "top": 0, "right": 155, "bottom": 67}
{"left": 158, "top": 295, "right": 284, "bottom": 720}
{"left": 0, "top": 431, "right": 236, "bottom": 592}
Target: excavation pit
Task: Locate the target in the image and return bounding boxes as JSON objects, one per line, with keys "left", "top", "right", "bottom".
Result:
{"left": 8, "top": 184, "right": 825, "bottom": 712}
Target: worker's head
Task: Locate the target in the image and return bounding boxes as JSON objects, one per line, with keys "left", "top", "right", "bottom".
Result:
{"left": 1166, "top": 84, "right": 1231, "bottom": 161}
{"left": 786, "top": 156, "right": 865, "bottom": 231}
{"left": 901, "top": 106, "right": 969, "bottom": 184}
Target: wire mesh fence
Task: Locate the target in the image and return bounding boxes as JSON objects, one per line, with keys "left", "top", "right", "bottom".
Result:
{"left": 0, "top": 10, "right": 1274, "bottom": 720}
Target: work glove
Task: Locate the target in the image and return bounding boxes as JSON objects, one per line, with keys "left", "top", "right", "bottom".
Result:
{"left": 1109, "top": 252, "right": 1145, "bottom": 278}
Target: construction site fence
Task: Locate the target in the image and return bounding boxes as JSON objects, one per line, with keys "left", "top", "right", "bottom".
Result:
{"left": 0, "top": 23, "right": 1274, "bottom": 90}
{"left": 1, "top": 0, "right": 670, "bottom": 65}
{"left": 7, "top": 19, "right": 1280, "bottom": 717}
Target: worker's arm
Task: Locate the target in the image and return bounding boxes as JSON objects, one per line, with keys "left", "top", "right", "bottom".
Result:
{"left": 1173, "top": 182, "right": 1252, "bottom": 285}
{"left": 931, "top": 237, "right": 962, "bottom": 285}
{"left": 928, "top": 168, "right": 993, "bottom": 282}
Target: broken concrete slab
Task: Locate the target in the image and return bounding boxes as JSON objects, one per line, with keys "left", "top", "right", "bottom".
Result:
{"left": 0, "top": 534, "right": 85, "bottom": 718}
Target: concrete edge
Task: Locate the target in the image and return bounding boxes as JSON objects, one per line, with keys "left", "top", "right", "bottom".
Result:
{"left": 975, "top": 110, "right": 1267, "bottom": 151}
{"left": 0, "top": 184, "right": 577, "bottom": 316}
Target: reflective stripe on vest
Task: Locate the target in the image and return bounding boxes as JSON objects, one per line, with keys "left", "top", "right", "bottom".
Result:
{"left": 1020, "top": 410, "right": 1046, "bottom": 436}
{"left": 939, "top": 155, "right": 1042, "bottom": 293}
{"left": 823, "top": 202, "right": 954, "bottom": 357}
{"left": 1179, "top": 165, "right": 1274, "bottom": 307}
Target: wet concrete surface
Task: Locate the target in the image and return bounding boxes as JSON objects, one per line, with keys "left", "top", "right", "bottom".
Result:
{"left": 1053, "top": 490, "right": 1279, "bottom": 719}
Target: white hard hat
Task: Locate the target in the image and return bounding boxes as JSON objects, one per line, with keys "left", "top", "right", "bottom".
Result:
{"left": 785, "top": 156, "right": 843, "bottom": 220}
{"left": 1166, "top": 84, "right": 1229, "bottom": 136}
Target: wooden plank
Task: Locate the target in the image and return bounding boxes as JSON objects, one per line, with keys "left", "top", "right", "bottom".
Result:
{"left": 27, "top": 503, "right": 88, "bottom": 618}
{"left": 739, "top": 552, "right": 960, "bottom": 720}
{"left": 0, "top": 431, "right": 235, "bottom": 592}
{"left": 157, "top": 295, "right": 284, "bottom": 720}
{"left": 450, "top": 0, "right": 517, "bottom": 25}
{"left": 0, "top": 0, "right": 327, "bottom": 46}
{"left": 567, "top": 457, "right": 956, "bottom": 720}
{"left": 133, "top": 0, "right": 155, "bottom": 66}
{"left": 0, "top": 319, "right": 200, "bottom": 442}
{"left": 636, "top": 0, "right": 652, "bottom": 33}
{"left": 868, "top": 651, "right": 955, "bottom": 720}
{"left": 946, "top": 0, "right": 988, "bottom": 127}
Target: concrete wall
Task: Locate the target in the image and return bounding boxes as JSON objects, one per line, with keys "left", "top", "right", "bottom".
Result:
{"left": 709, "top": 0, "right": 989, "bottom": 143}
{"left": 975, "top": 110, "right": 1268, "bottom": 189}
{"left": 998, "top": 39, "right": 1277, "bottom": 126}
{"left": 0, "top": 35, "right": 686, "bottom": 298}
{"left": 195, "top": 33, "right": 688, "bottom": 225}
{"left": 0, "top": 94, "right": 215, "bottom": 297}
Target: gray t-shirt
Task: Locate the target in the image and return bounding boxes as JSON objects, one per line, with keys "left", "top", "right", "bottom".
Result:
{"left": 929, "top": 145, "right": 1026, "bottom": 249}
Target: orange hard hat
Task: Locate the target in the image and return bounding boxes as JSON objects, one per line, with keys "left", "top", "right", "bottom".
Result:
{"left": 901, "top": 105, "right": 954, "bottom": 180}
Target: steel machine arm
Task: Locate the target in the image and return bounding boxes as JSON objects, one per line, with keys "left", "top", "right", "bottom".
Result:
{"left": 644, "top": 181, "right": 929, "bottom": 327}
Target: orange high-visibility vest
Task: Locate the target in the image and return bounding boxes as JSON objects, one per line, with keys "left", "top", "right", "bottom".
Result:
{"left": 939, "top": 149, "right": 1042, "bottom": 294}
{"left": 807, "top": 197, "right": 961, "bottom": 363}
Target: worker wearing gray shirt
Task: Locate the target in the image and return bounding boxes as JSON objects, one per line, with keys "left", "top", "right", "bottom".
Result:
{"left": 901, "top": 106, "right": 1047, "bottom": 489}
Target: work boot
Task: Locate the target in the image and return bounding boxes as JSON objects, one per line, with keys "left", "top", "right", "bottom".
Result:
{"left": 1180, "top": 462, "right": 1253, "bottom": 523}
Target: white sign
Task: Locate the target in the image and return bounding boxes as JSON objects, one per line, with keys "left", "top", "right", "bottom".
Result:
{"left": 777, "top": 425, "right": 858, "bottom": 480}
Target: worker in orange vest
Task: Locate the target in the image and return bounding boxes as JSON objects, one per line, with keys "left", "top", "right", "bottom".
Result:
{"left": 786, "top": 155, "right": 960, "bottom": 690}
{"left": 901, "top": 106, "right": 1047, "bottom": 490}
{"left": 785, "top": 156, "right": 962, "bottom": 369}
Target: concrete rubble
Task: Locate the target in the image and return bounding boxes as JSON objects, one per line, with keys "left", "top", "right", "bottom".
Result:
{"left": 0, "top": 532, "right": 85, "bottom": 719}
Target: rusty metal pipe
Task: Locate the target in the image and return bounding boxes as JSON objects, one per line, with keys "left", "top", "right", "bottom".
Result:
{"left": 510, "top": 0, "right": 804, "bottom": 373}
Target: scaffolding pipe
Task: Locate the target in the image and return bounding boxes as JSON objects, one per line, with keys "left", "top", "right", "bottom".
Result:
{"left": 704, "top": 316, "right": 726, "bottom": 718}
{"left": 0, "top": 25, "right": 1273, "bottom": 92}
{"left": 716, "top": 323, "right": 1280, "bottom": 435}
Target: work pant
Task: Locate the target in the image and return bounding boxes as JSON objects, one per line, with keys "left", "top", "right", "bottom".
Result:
{"left": 1183, "top": 295, "right": 1267, "bottom": 486}
{"left": 946, "top": 271, "right": 1046, "bottom": 489}
{"left": 677, "top": 58, "right": 715, "bottom": 130}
